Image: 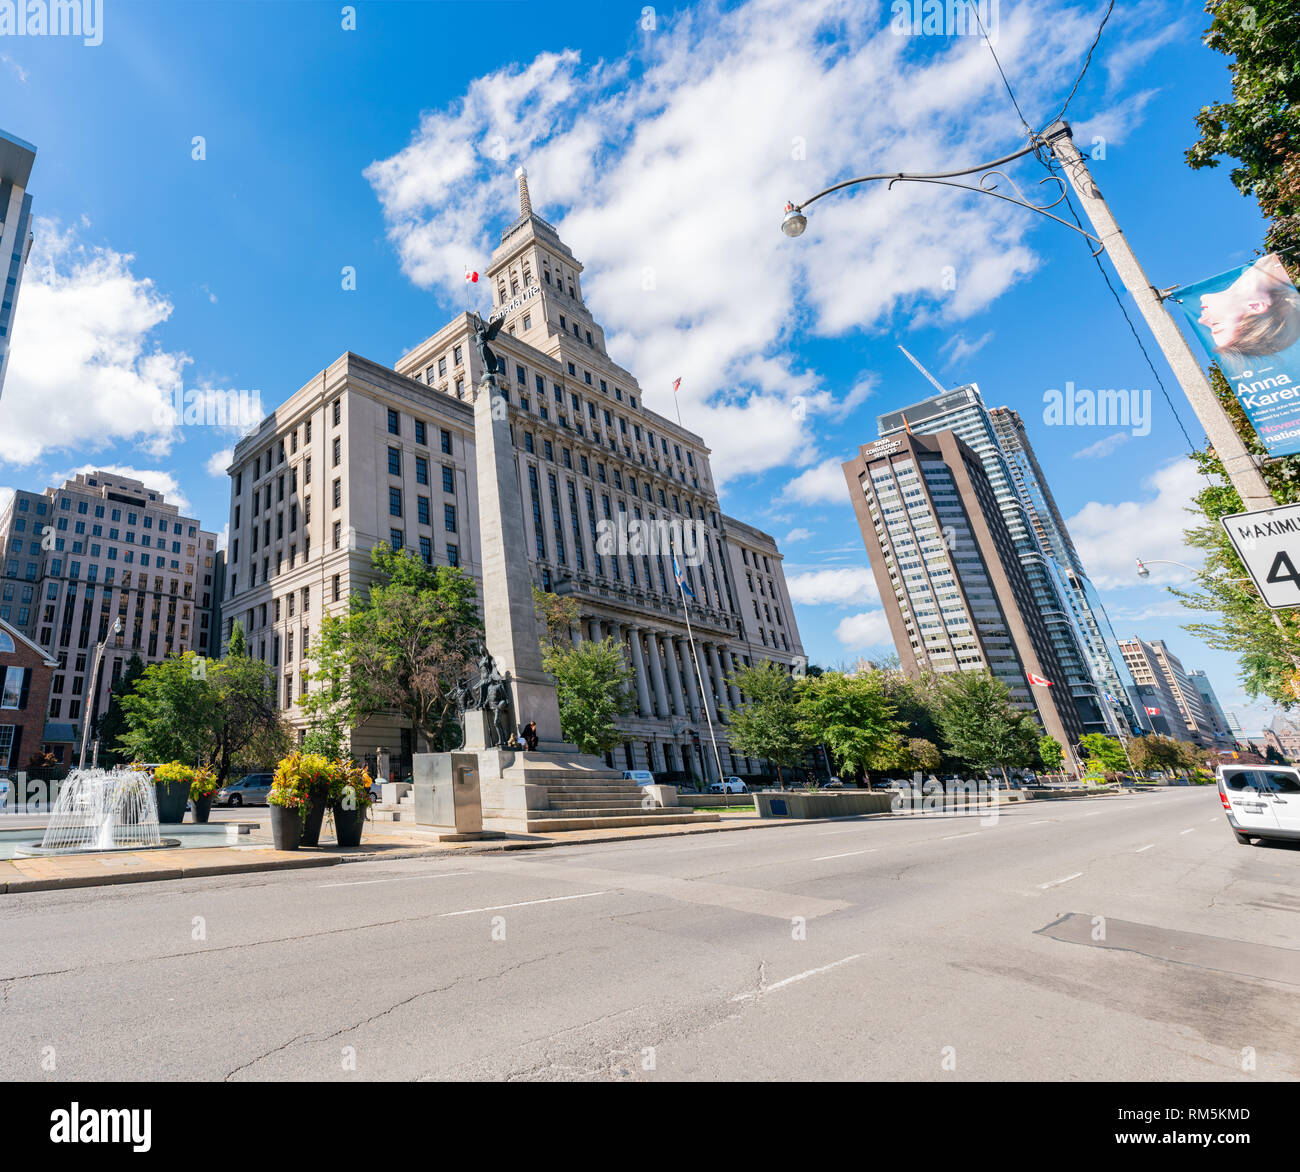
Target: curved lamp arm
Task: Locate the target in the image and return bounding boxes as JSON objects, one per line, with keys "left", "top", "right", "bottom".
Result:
{"left": 782, "top": 139, "right": 1102, "bottom": 254}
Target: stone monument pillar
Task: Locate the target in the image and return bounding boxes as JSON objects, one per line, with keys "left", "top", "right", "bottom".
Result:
{"left": 472, "top": 371, "right": 566, "bottom": 748}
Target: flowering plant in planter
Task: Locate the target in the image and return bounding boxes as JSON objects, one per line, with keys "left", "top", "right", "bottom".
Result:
{"left": 269, "top": 752, "right": 333, "bottom": 810}
{"left": 189, "top": 766, "right": 219, "bottom": 801}
{"left": 328, "top": 759, "right": 375, "bottom": 811}
{"left": 153, "top": 761, "right": 195, "bottom": 787}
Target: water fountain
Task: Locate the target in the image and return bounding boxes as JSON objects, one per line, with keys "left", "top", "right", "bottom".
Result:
{"left": 15, "top": 769, "right": 178, "bottom": 856}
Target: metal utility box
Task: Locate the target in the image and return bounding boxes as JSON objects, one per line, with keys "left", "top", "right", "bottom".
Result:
{"left": 422, "top": 752, "right": 483, "bottom": 833}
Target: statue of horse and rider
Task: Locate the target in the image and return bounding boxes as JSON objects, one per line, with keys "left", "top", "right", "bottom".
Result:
{"left": 452, "top": 647, "right": 517, "bottom": 749}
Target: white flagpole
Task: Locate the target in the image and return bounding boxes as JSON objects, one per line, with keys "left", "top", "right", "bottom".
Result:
{"left": 673, "top": 541, "right": 724, "bottom": 786}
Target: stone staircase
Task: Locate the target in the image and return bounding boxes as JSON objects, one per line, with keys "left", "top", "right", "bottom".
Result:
{"left": 519, "top": 772, "right": 719, "bottom": 832}
{"left": 405, "top": 750, "right": 722, "bottom": 834}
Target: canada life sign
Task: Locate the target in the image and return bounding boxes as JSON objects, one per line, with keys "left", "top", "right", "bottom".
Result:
{"left": 1179, "top": 253, "right": 1300, "bottom": 456}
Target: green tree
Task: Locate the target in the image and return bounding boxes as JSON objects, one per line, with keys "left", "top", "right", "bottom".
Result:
{"left": 118, "top": 651, "right": 220, "bottom": 765}
{"left": 933, "top": 671, "right": 1040, "bottom": 782}
{"left": 541, "top": 637, "right": 636, "bottom": 755}
{"left": 795, "top": 670, "right": 899, "bottom": 787}
{"left": 305, "top": 543, "right": 482, "bottom": 753}
{"left": 1130, "top": 734, "right": 1200, "bottom": 777}
{"left": 208, "top": 625, "right": 289, "bottom": 785}
{"left": 93, "top": 652, "right": 145, "bottom": 767}
{"left": 1037, "top": 734, "right": 1064, "bottom": 772}
{"left": 725, "top": 660, "right": 807, "bottom": 786}
{"left": 533, "top": 587, "right": 580, "bottom": 650}
{"left": 1175, "top": 2, "right": 1300, "bottom": 704}
{"left": 1187, "top": 0, "right": 1300, "bottom": 258}
{"left": 1079, "top": 733, "right": 1130, "bottom": 776}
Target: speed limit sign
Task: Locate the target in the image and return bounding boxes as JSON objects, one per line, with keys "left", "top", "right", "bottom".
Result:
{"left": 1221, "top": 503, "right": 1300, "bottom": 609}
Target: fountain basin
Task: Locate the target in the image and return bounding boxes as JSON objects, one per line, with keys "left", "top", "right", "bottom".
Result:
{"left": 14, "top": 838, "right": 182, "bottom": 857}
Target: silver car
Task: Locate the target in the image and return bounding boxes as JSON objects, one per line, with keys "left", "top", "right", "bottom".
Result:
{"left": 215, "top": 772, "right": 274, "bottom": 807}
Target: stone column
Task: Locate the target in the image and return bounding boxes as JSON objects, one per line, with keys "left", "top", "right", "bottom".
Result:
{"left": 628, "top": 626, "right": 653, "bottom": 717}
{"left": 705, "top": 642, "right": 728, "bottom": 714}
{"left": 680, "top": 638, "right": 704, "bottom": 720}
{"left": 646, "top": 631, "right": 670, "bottom": 717}
{"left": 663, "top": 635, "right": 687, "bottom": 718}
{"left": 473, "top": 372, "right": 564, "bottom": 745}
{"left": 725, "top": 649, "right": 742, "bottom": 708}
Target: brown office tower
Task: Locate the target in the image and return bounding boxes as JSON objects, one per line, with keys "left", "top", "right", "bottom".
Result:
{"left": 842, "top": 432, "right": 1084, "bottom": 765}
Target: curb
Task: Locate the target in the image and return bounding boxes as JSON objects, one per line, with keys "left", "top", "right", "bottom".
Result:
{"left": 1, "top": 852, "right": 341, "bottom": 894}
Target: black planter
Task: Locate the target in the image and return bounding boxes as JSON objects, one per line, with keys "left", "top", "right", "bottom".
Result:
{"left": 299, "top": 788, "right": 328, "bottom": 847}
{"left": 192, "top": 795, "right": 212, "bottom": 823}
{"left": 333, "top": 801, "right": 366, "bottom": 848}
{"left": 269, "top": 806, "right": 303, "bottom": 850}
{"left": 154, "top": 779, "right": 190, "bottom": 824}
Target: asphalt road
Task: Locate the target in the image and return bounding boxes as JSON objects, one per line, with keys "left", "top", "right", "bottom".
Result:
{"left": 1, "top": 788, "right": 1297, "bottom": 1081}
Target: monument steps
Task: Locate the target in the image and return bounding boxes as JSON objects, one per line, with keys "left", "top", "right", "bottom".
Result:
{"left": 520, "top": 810, "right": 720, "bottom": 832}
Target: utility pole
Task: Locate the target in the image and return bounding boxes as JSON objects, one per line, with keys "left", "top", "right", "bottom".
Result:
{"left": 1044, "top": 121, "right": 1275, "bottom": 513}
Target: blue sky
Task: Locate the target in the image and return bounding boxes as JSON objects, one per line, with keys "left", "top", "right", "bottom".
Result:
{"left": 0, "top": 0, "right": 1285, "bottom": 733}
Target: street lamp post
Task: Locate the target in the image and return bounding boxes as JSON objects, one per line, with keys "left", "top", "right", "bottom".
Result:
{"left": 782, "top": 120, "right": 1276, "bottom": 513}
{"left": 79, "top": 616, "right": 122, "bottom": 770}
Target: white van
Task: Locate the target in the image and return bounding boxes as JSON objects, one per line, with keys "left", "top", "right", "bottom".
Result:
{"left": 622, "top": 770, "right": 656, "bottom": 787}
{"left": 1217, "top": 764, "right": 1300, "bottom": 845}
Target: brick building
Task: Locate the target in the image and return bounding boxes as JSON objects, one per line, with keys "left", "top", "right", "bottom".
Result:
{"left": 0, "top": 615, "right": 56, "bottom": 773}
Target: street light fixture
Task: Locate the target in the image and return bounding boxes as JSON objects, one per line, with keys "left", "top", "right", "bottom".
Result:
{"left": 781, "top": 121, "right": 1276, "bottom": 513}
{"left": 780, "top": 203, "right": 807, "bottom": 238}
{"left": 79, "top": 616, "right": 122, "bottom": 770}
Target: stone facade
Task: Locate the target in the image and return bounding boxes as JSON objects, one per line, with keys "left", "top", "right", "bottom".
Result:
{"left": 0, "top": 472, "right": 219, "bottom": 759}
{"left": 221, "top": 173, "right": 803, "bottom": 784}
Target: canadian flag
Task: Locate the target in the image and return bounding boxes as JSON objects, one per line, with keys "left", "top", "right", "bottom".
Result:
{"left": 1027, "top": 672, "right": 1053, "bottom": 687}
{"left": 465, "top": 269, "right": 479, "bottom": 283}
{"left": 1145, "top": 705, "right": 1160, "bottom": 716}
{"left": 672, "top": 377, "right": 682, "bottom": 394}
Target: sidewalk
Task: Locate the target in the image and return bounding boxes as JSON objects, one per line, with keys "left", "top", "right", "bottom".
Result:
{"left": 0, "top": 808, "right": 778, "bottom": 893}
{"left": 0, "top": 787, "right": 1126, "bottom": 894}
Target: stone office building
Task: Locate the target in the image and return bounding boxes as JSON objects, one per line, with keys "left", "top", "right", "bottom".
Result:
{"left": 221, "top": 171, "right": 803, "bottom": 783}
{"left": 0, "top": 472, "right": 220, "bottom": 761}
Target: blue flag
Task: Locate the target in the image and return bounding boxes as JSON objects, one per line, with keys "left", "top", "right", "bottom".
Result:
{"left": 672, "top": 550, "right": 695, "bottom": 597}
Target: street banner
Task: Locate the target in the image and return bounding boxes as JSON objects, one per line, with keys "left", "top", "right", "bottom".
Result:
{"left": 1179, "top": 253, "right": 1300, "bottom": 455}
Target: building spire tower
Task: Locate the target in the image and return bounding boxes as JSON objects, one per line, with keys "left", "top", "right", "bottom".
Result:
{"left": 515, "top": 165, "right": 532, "bottom": 217}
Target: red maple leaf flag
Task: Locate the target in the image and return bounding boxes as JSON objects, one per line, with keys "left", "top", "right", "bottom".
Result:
{"left": 465, "top": 269, "right": 479, "bottom": 283}
{"left": 1144, "top": 705, "right": 1160, "bottom": 716}
{"left": 672, "top": 377, "right": 681, "bottom": 393}
{"left": 1027, "top": 672, "right": 1053, "bottom": 687}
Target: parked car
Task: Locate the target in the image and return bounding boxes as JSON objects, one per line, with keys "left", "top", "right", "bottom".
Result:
{"left": 821, "top": 779, "right": 845, "bottom": 789}
{"left": 1217, "top": 764, "right": 1300, "bottom": 846}
{"left": 215, "top": 772, "right": 274, "bottom": 807}
{"left": 622, "top": 769, "right": 656, "bottom": 788}
{"left": 708, "top": 776, "right": 749, "bottom": 794}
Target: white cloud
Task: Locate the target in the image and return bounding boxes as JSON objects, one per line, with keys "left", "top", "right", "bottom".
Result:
{"left": 0, "top": 219, "right": 189, "bottom": 465}
{"left": 50, "top": 464, "right": 193, "bottom": 514}
{"left": 206, "top": 448, "right": 234, "bottom": 478}
{"left": 835, "top": 609, "right": 894, "bottom": 651}
{"left": 788, "top": 566, "right": 879, "bottom": 607}
{"left": 783, "top": 527, "right": 813, "bottom": 544}
{"left": 940, "top": 330, "right": 993, "bottom": 369}
{"left": 1073, "top": 432, "right": 1130, "bottom": 460}
{"left": 366, "top": 0, "right": 1120, "bottom": 484}
{"left": 215, "top": 523, "right": 229, "bottom": 553}
{"left": 1068, "top": 458, "right": 1203, "bottom": 590}
{"left": 784, "top": 457, "right": 849, "bottom": 505}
